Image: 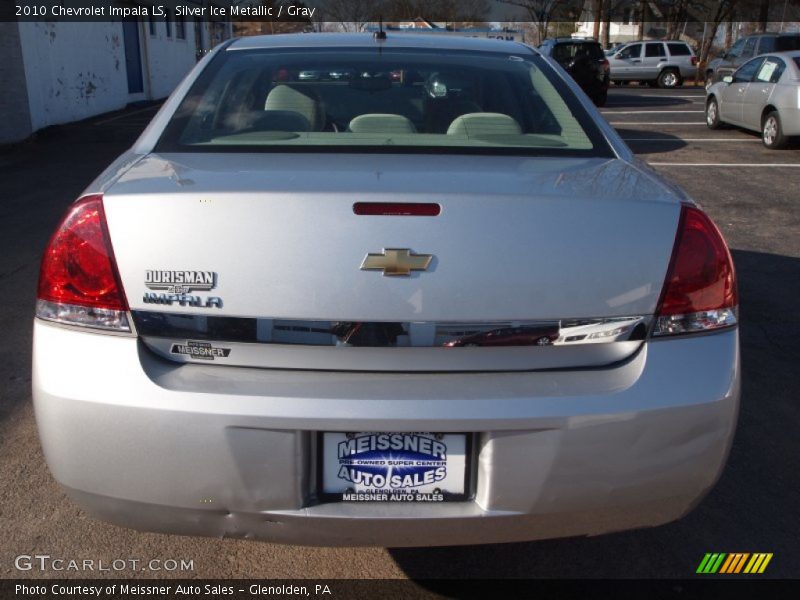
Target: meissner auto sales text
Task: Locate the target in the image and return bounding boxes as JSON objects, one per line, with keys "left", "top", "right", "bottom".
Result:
{"left": 15, "top": 584, "right": 330, "bottom": 596}
{"left": 19, "top": 5, "right": 316, "bottom": 18}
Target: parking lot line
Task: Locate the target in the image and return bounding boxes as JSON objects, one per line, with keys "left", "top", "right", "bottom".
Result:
{"left": 649, "top": 163, "right": 800, "bottom": 167}
{"left": 602, "top": 110, "right": 705, "bottom": 114}
{"left": 622, "top": 138, "right": 761, "bottom": 142}
{"left": 637, "top": 94, "right": 705, "bottom": 98}
{"left": 610, "top": 122, "right": 706, "bottom": 125}
{"left": 604, "top": 103, "right": 703, "bottom": 107}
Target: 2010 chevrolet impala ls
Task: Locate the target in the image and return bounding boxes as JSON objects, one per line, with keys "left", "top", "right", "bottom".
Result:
{"left": 32, "top": 33, "right": 739, "bottom": 547}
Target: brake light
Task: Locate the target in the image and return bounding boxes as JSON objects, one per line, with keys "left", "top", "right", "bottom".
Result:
{"left": 353, "top": 202, "right": 441, "bottom": 216}
{"left": 653, "top": 205, "right": 737, "bottom": 336}
{"left": 691, "top": 56, "right": 698, "bottom": 66}
{"left": 36, "top": 194, "right": 131, "bottom": 332}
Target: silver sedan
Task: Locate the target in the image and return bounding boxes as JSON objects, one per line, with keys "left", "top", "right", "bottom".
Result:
{"left": 32, "top": 33, "right": 739, "bottom": 547}
{"left": 706, "top": 50, "right": 800, "bottom": 148}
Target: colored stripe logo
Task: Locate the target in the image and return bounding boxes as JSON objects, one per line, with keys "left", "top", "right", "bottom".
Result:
{"left": 697, "top": 553, "right": 773, "bottom": 574}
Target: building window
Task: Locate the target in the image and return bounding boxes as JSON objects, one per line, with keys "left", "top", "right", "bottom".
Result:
{"left": 148, "top": 16, "right": 157, "bottom": 36}
{"left": 176, "top": 14, "right": 186, "bottom": 39}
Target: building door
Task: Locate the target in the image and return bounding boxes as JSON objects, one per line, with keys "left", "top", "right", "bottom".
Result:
{"left": 122, "top": 18, "right": 144, "bottom": 94}
{"left": 194, "top": 18, "right": 204, "bottom": 60}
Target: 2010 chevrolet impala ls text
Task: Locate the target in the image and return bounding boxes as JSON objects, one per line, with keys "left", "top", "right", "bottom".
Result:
{"left": 32, "top": 33, "right": 739, "bottom": 547}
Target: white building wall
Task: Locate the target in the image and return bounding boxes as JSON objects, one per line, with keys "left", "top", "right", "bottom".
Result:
{"left": 0, "top": 23, "right": 33, "bottom": 144}
{"left": 139, "top": 19, "right": 199, "bottom": 99}
{"left": 17, "top": 20, "right": 201, "bottom": 133}
{"left": 17, "top": 22, "right": 129, "bottom": 131}
{"left": 574, "top": 21, "right": 641, "bottom": 43}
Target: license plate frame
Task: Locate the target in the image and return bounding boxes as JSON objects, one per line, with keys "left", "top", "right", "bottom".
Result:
{"left": 317, "top": 432, "right": 473, "bottom": 503}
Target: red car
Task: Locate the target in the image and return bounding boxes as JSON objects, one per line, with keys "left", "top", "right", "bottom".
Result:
{"left": 444, "top": 325, "right": 560, "bottom": 347}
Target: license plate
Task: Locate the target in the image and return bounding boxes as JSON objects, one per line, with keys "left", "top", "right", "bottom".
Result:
{"left": 321, "top": 432, "right": 469, "bottom": 502}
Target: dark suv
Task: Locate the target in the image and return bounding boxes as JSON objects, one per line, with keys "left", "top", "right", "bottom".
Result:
{"left": 538, "top": 38, "right": 610, "bottom": 106}
{"left": 707, "top": 33, "right": 800, "bottom": 85}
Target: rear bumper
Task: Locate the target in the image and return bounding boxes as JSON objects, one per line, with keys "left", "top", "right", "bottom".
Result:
{"left": 32, "top": 321, "right": 740, "bottom": 547}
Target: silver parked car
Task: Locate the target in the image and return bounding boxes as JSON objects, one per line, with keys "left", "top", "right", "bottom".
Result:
{"left": 33, "top": 33, "right": 739, "bottom": 547}
{"left": 608, "top": 40, "right": 698, "bottom": 88}
{"left": 706, "top": 51, "right": 800, "bottom": 149}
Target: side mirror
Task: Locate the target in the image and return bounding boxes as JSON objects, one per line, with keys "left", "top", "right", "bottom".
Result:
{"left": 722, "top": 75, "right": 733, "bottom": 84}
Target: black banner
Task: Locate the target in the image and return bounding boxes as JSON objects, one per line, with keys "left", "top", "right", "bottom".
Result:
{"left": 4, "top": 0, "right": 800, "bottom": 24}
{"left": 2, "top": 579, "right": 800, "bottom": 600}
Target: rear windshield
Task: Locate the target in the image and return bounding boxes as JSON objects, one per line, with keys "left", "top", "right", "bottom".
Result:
{"left": 552, "top": 42, "right": 605, "bottom": 61}
{"left": 157, "top": 46, "right": 612, "bottom": 157}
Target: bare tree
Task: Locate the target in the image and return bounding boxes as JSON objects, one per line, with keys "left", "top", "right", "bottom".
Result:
{"left": 385, "top": 0, "right": 490, "bottom": 21}
{"left": 320, "top": 0, "right": 385, "bottom": 32}
{"left": 724, "top": 19, "right": 734, "bottom": 48}
{"left": 694, "top": 0, "right": 738, "bottom": 82}
{"left": 592, "top": 0, "right": 603, "bottom": 39}
{"left": 660, "top": 0, "right": 690, "bottom": 39}
{"left": 638, "top": 0, "right": 647, "bottom": 40}
{"left": 449, "top": 0, "right": 491, "bottom": 22}
{"left": 599, "top": 0, "right": 632, "bottom": 48}
{"left": 757, "top": 0, "right": 770, "bottom": 31}
{"left": 498, "top": 1, "right": 568, "bottom": 43}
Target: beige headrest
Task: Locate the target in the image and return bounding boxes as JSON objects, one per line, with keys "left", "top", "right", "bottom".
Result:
{"left": 447, "top": 113, "right": 522, "bottom": 136}
{"left": 349, "top": 114, "right": 417, "bottom": 134}
{"left": 265, "top": 85, "right": 322, "bottom": 130}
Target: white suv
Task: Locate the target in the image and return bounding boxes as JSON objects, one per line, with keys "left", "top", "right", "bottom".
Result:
{"left": 608, "top": 40, "right": 698, "bottom": 88}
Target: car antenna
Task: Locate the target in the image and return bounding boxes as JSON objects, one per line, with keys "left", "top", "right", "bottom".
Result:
{"left": 374, "top": 17, "right": 387, "bottom": 41}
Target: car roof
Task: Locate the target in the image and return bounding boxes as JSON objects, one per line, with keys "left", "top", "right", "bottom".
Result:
{"left": 228, "top": 32, "right": 537, "bottom": 55}
{"left": 747, "top": 50, "right": 800, "bottom": 59}
{"left": 556, "top": 40, "right": 602, "bottom": 46}
{"left": 746, "top": 32, "right": 800, "bottom": 38}
{"left": 620, "top": 40, "right": 689, "bottom": 44}
{"left": 547, "top": 37, "right": 599, "bottom": 43}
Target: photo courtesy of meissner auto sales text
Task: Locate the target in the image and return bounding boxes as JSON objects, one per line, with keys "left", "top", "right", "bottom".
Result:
{"left": 1, "top": 0, "right": 798, "bottom": 598}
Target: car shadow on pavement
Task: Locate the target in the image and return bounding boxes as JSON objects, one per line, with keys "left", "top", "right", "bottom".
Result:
{"left": 604, "top": 92, "right": 695, "bottom": 109}
{"left": 614, "top": 129, "right": 688, "bottom": 154}
{"left": 388, "top": 249, "right": 800, "bottom": 580}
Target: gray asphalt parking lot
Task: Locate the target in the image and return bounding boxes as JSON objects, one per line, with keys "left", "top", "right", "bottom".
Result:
{"left": 1, "top": 85, "right": 798, "bottom": 581}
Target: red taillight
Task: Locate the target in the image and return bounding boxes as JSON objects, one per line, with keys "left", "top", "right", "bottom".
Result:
{"left": 654, "top": 205, "right": 737, "bottom": 335}
{"left": 38, "top": 194, "right": 126, "bottom": 310}
{"left": 353, "top": 202, "right": 441, "bottom": 216}
{"left": 691, "top": 56, "right": 698, "bottom": 66}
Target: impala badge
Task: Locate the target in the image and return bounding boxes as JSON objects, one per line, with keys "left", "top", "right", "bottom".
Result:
{"left": 360, "top": 249, "right": 433, "bottom": 277}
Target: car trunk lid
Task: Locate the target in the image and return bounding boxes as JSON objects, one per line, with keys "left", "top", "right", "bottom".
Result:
{"left": 103, "top": 152, "right": 681, "bottom": 371}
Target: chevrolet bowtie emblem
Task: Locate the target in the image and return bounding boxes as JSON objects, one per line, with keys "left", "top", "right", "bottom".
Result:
{"left": 360, "top": 248, "right": 433, "bottom": 277}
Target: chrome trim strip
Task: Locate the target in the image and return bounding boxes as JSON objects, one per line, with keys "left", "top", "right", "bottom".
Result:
{"left": 132, "top": 311, "right": 650, "bottom": 348}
